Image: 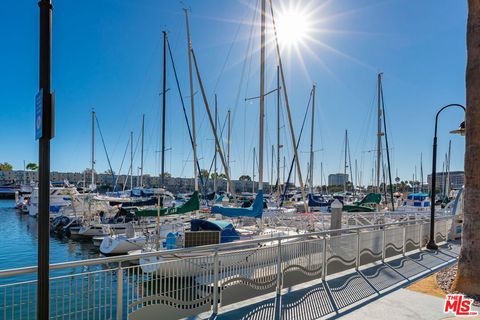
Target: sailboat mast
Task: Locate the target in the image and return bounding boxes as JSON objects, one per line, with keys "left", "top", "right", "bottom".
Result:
{"left": 376, "top": 73, "right": 383, "bottom": 192}
{"left": 140, "top": 114, "right": 145, "bottom": 187}
{"left": 258, "top": 0, "right": 266, "bottom": 193}
{"left": 91, "top": 109, "right": 95, "bottom": 189}
{"left": 227, "top": 109, "right": 231, "bottom": 194}
{"left": 161, "top": 31, "right": 167, "bottom": 187}
{"left": 214, "top": 94, "right": 218, "bottom": 193}
{"left": 309, "top": 85, "right": 316, "bottom": 194}
{"left": 253, "top": 147, "right": 256, "bottom": 193}
{"left": 320, "top": 162, "right": 323, "bottom": 194}
{"left": 184, "top": 9, "right": 198, "bottom": 192}
{"left": 347, "top": 132, "right": 354, "bottom": 194}
{"left": 190, "top": 48, "right": 235, "bottom": 195}
{"left": 420, "top": 153, "right": 424, "bottom": 193}
{"left": 271, "top": 145, "right": 274, "bottom": 193}
{"left": 355, "top": 159, "right": 358, "bottom": 193}
{"left": 276, "top": 66, "right": 281, "bottom": 194}
{"left": 268, "top": 0, "right": 307, "bottom": 212}
{"left": 130, "top": 131, "right": 133, "bottom": 190}
{"left": 344, "top": 130, "right": 348, "bottom": 193}
{"left": 379, "top": 76, "right": 395, "bottom": 209}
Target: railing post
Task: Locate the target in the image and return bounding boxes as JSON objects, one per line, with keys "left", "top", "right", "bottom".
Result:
{"left": 402, "top": 224, "right": 406, "bottom": 256}
{"left": 274, "top": 238, "right": 283, "bottom": 320}
{"left": 322, "top": 236, "right": 327, "bottom": 280}
{"left": 213, "top": 248, "right": 219, "bottom": 315}
{"left": 356, "top": 230, "right": 360, "bottom": 271}
{"left": 276, "top": 238, "right": 282, "bottom": 294}
{"left": 382, "top": 227, "right": 386, "bottom": 263}
{"left": 116, "top": 262, "right": 123, "bottom": 320}
{"left": 419, "top": 222, "right": 423, "bottom": 251}
{"left": 445, "top": 218, "right": 449, "bottom": 242}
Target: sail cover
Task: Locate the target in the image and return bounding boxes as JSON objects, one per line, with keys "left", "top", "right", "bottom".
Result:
{"left": 211, "top": 191, "right": 264, "bottom": 218}
{"left": 358, "top": 193, "right": 381, "bottom": 204}
{"left": 134, "top": 191, "right": 200, "bottom": 217}
{"left": 190, "top": 219, "right": 240, "bottom": 243}
{"left": 307, "top": 194, "right": 329, "bottom": 207}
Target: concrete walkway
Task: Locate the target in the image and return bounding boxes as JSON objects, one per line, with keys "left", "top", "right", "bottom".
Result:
{"left": 340, "top": 288, "right": 479, "bottom": 320}
{"left": 198, "top": 242, "right": 465, "bottom": 320}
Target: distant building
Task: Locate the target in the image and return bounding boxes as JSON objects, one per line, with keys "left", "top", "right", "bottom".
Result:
{"left": 427, "top": 171, "right": 464, "bottom": 190}
{"left": 0, "top": 170, "right": 270, "bottom": 194}
{"left": 328, "top": 173, "right": 348, "bottom": 186}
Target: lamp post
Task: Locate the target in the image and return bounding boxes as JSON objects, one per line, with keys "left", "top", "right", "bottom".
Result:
{"left": 426, "top": 104, "right": 465, "bottom": 250}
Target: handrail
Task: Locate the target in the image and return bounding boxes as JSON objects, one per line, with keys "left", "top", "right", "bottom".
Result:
{"left": 0, "top": 215, "right": 452, "bottom": 278}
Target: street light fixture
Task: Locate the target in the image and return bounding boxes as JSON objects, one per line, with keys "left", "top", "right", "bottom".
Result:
{"left": 427, "top": 104, "right": 466, "bottom": 251}
{"left": 449, "top": 121, "right": 466, "bottom": 136}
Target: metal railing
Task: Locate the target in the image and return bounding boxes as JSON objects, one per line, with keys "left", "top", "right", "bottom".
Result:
{"left": 0, "top": 216, "right": 453, "bottom": 319}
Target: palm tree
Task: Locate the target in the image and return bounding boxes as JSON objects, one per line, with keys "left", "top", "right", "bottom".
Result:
{"left": 200, "top": 169, "right": 209, "bottom": 179}
{"left": 239, "top": 175, "right": 251, "bottom": 181}
{"left": 452, "top": 0, "right": 480, "bottom": 296}
{"left": 26, "top": 163, "right": 38, "bottom": 171}
{"left": 0, "top": 162, "right": 13, "bottom": 171}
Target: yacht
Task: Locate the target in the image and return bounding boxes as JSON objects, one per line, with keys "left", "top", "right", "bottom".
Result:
{"left": 28, "top": 186, "right": 79, "bottom": 217}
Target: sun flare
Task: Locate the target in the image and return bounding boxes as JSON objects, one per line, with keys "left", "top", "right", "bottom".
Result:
{"left": 275, "top": 7, "right": 312, "bottom": 47}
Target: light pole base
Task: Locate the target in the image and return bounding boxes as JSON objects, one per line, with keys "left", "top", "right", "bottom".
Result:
{"left": 426, "top": 240, "right": 438, "bottom": 251}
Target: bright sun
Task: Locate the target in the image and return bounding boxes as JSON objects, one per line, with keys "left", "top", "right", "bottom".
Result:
{"left": 276, "top": 8, "right": 312, "bottom": 47}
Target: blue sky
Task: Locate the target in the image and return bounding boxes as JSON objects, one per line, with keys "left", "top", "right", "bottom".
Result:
{"left": 0, "top": 0, "right": 467, "bottom": 186}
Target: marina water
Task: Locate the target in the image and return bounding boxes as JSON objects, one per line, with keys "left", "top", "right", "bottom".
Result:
{"left": 0, "top": 200, "right": 101, "bottom": 282}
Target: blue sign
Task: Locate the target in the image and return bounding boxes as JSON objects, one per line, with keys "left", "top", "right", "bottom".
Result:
{"left": 35, "top": 89, "right": 43, "bottom": 140}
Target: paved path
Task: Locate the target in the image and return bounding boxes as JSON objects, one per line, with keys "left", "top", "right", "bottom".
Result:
{"left": 340, "top": 288, "right": 479, "bottom": 320}
{"left": 198, "top": 242, "right": 463, "bottom": 319}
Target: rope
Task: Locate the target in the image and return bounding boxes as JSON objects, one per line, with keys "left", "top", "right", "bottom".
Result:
{"left": 166, "top": 37, "right": 206, "bottom": 192}
{"left": 95, "top": 115, "right": 116, "bottom": 190}
{"left": 280, "top": 88, "right": 313, "bottom": 206}
{"left": 381, "top": 82, "right": 395, "bottom": 210}
{"left": 115, "top": 139, "right": 130, "bottom": 192}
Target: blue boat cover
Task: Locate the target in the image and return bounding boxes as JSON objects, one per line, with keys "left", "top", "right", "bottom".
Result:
{"left": 190, "top": 219, "right": 240, "bottom": 243}
{"left": 407, "top": 193, "right": 429, "bottom": 201}
{"left": 307, "top": 194, "right": 329, "bottom": 207}
{"left": 211, "top": 191, "right": 264, "bottom": 218}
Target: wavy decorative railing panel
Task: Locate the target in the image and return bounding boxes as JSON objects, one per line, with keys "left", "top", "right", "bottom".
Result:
{"left": 219, "top": 244, "right": 279, "bottom": 307}
{"left": 282, "top": 238, "right": 324, "bottom": 288}
{"left": 326, "top": 233, "right": 357, "bottom": 275}
{"left": 385, "top": 227, "right": 404, "bottom": 258}
{"left": 359, "top": 229, "right": 383, "bottom": 266}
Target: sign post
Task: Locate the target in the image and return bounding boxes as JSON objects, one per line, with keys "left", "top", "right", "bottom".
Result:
{"left": 37, "top": 1, "right": 53, "bottom": 319}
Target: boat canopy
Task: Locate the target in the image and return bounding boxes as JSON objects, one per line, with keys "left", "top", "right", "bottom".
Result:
{"left": 343, "top": 193, "right": 381, "bottom": 213}
{"left": 358, "top": 193, "right": 381, "bottom": 205}
{"left": 407, "top": 193, "right": 429, "bottom": 201}
{"left": 190, "top": 219, "right": 240, "bottom": 243}
{"left": 211, "top": 191, "right": 264, "bottom": 218}
{"left": 307, "top": 193, "right": 329, "bottom": 207}
{"left": 134, "top": 191, "right": 200, "bottom": 217}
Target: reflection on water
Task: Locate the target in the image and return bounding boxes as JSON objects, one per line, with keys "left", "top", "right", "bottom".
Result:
{"left": 0, "top": 200, "right": 104, "bottom": 276}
